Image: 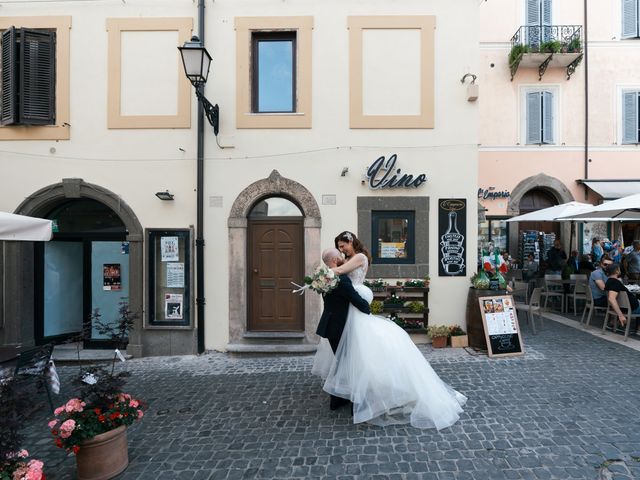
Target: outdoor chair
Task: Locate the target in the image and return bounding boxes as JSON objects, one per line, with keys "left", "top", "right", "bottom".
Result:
{"left": 602, "top": 292, "right": 640, "bottom": 341}
{"left": 511, "top": 280, "right": 529, "bottom": 304}
{"left": 541, "top": 274, "right": 564, "bottom": 313}
{"left": 13, "top": 344, "right": 55, "bottom": 412}
{"left": 515, "top": 287, "right": 543, "bottom": 334}
{"left": 566, "top": 276, "right": 588, "bottom": 315}
{"left": 581, "top": 286, "right": 608, "bottom": 328}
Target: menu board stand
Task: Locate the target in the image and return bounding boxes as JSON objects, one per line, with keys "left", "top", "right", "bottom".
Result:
{"left": 477, "top": 295, "right": 524, "bottom": 358}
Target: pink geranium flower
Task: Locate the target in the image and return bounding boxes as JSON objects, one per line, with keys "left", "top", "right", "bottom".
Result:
{"left": 59, "top": 419, "right": 76, "bottom": 438}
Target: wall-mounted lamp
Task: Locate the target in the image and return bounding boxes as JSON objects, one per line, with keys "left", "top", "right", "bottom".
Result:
{"left": 178, "top": 36, "right": 220, "bottom": 135}
{"left": 460, "top": 73, "right": 479, "bottom": 102}
{"left": 155, "top": 190, "right": 175, "bottom": 201}
{"left": 341, "top": 167, "right": 349, "bottom": 177}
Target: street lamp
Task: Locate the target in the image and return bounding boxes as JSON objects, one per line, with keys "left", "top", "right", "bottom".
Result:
{"left": 178, "top": 36, "right": 219, "bottom": 135}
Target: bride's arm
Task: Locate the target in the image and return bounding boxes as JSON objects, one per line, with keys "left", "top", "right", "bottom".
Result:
{"left": 332, "top": 253, "right": 365, "bottom": 275}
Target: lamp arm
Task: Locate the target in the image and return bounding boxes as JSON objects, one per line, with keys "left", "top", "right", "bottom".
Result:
{"left": 195, "top": 85, "right": 219, "bottom": 136}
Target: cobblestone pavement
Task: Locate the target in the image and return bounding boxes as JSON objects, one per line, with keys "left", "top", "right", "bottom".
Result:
{"left": 18, "top": 318, "right": 640, "bottom": 480}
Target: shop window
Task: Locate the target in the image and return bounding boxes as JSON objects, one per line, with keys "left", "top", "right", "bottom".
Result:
{"left": 622, "top": 0, "right": 640, "bottom": 39}
{"left": 478, "top": 218, "right": 508, "bottom": 252}
{"left": 371, "top": 211, "right": 415, "bottom": 264}
{"left": 1, "top": 27, "right": 56, "bottom": 126}
{"left": 251, "top": 32, "right": 296, "bottom": 113}
{"left": 147, "top": 229, "right": 192, "bottom": 328}
{"left": 524, "top": 89, "right": 555, "bottom": 145}
{"left": 621, "top": 89, "right": 640, "bottom": 144}
{"left": 235, "top": 16, "right": 312, "bottom": 128}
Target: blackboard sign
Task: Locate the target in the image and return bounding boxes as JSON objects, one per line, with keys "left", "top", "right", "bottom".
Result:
{"left": 477, "top": 295, "right": 524, "bottom": 358}
{"left": 438, "top": 198, "right": 466, "bottom": 277}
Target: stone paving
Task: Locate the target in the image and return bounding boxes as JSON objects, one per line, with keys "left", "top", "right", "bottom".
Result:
{"left": 17, "top": 317, "right": 640, "bottom": 480}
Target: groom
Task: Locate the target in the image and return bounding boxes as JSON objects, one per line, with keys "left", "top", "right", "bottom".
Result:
{"left": 316, "top": 247, "right": 371, "bottom": 410}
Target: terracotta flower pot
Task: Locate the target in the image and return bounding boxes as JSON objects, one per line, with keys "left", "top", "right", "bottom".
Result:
{"left": 76, "top": 425, "right": 128, "bottom": 480}
{"left": 450, "top": 335, "right": 469, "bottom": 348}
{"left": 431, "top": 335, "right": 448, "bottom": 348}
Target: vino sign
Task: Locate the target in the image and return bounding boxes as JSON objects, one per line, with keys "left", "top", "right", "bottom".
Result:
{"left": 365, "top": 154, "right": 427, "bottom": 189}
{"left": 438, "top": 198, "right": 466, "bottom": 277}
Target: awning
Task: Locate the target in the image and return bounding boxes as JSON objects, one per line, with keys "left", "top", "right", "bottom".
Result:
{"left": 579, "top": 180, "right": 640, "bottom": 200}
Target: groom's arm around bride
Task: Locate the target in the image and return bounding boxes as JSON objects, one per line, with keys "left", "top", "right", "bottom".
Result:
{"left": 315, "top": 248, "right": 370, "bottom": 353}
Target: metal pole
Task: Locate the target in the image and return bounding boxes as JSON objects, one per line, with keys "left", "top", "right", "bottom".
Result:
{"left": 196, "top": 0, "right": 206, "bottom": 354}
{"left": 583, "top": 0, "right": 589, "bottom": 201}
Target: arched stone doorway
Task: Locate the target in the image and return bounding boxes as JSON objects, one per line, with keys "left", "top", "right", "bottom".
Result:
{"left": 506, "top": 174, "right": 574, "bottom": 261}
{"left": 1, "top": 179, "right": 144, "bottom": 356}
{"left": 227, "top": 170, "right": 321, "bottom": 351}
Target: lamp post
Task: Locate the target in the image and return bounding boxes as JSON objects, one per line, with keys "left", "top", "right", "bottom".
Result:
{"left": 178, "top": 35, "right": 219, "bottom": 353}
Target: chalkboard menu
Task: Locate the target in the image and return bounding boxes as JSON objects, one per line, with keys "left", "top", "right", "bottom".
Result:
{"left": 438, "top": 198, "right": 466, "bottom": 277}
{"left": 477, "top": 295, "right": 524, "bottom": 358}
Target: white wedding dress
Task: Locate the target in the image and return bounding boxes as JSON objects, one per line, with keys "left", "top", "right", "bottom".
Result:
{"left": 312, "top": 253, "right": 467, "bottom": 430}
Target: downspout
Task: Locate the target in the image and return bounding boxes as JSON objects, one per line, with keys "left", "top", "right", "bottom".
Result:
{"left": 196, "top": 0, "right": 206, "bottom": 353}
{"left": 583, "top": 0, "right": 589, "bottom": 200}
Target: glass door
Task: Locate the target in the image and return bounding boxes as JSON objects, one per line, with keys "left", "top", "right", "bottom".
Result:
{"left": 89, "top": 241, "right": 130, "bottom": 344}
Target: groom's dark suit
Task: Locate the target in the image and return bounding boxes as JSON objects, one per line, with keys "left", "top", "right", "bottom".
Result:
{"left": 316, "top": 274, "right": 371, "bottom": 353}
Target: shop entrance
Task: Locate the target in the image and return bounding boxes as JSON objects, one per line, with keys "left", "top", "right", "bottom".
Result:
{"left": 516, "top": 188, "right": 560, "bottom": 265}
{"left": 35, "top": 199, "right": 129, "bottom": 347}
{"left": 247, "top": 197, "right": 304, "bottom": 332}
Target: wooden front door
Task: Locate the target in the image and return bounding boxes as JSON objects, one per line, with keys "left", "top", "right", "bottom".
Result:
{"left": 248, "top": 219, "right": 304, "bottom": 331}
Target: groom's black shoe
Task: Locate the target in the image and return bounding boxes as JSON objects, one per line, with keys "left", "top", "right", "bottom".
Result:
{"left": 330, "top": 395, "right": 350, "bottom": 410}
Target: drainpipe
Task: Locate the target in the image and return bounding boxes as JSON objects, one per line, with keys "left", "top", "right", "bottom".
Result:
{"left": 196, "top": 0, "right": 206, "bottom": 354}
{"left": 583, "top": 0, "right": 589, "bottom": 200}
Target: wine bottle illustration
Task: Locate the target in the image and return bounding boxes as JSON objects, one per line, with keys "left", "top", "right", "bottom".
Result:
{"left": 440, "top": 211, "right": 465, "bottom": 274}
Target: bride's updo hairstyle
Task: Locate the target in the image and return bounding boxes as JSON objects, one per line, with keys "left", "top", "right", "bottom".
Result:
{"left": 335, "top": 231, "right": 372, "bottom": 264}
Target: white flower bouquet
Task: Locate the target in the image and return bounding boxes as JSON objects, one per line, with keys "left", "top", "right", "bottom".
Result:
{"left": 292, "top": 264, "right": 340, "bottom": 295}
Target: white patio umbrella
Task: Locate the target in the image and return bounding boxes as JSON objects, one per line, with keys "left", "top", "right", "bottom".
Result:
{"left": 505, "top": 201, "right": 595, "bottom": 222}
{"left": 0, "top": 211, "right": 53, "bottom": 241}
{"left": 555, "top": 193, "right": 640, "bottom": 221}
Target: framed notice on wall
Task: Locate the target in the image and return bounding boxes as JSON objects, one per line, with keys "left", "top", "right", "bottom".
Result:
{"left": 147, "top": 229, "right": 192, "bottom": 327}
{"left": 477, "top": 295, "right": 524, "bottom": 358}
{"left": 438, "top": 198, "right": 466, "bottom": 277}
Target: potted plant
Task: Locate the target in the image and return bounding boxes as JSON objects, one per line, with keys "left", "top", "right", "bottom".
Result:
{"left": 383, "top": 293, "right": 406, "bottom": 311}
{"left": 370, "top": 300, "right": 384, "bottom": 314}
{"left": 364, "top": 278, "right": 387, "bottom": 292}
{"left": 1, "top": 379, "right": 46, "bottom": 480}
{"left": 426, "top": 325, "right": 450, "bottom": 348}
{"left": 567, "top": 36, "right": 582, "bottom": 53}
{"left": 508, "top": 43, "right": 531, "bottom": 67}
{"left": 403, "top": 278, "right": 426, "bottom": 291}
{"left": 406, "top": 301, "right": 425, "bottom": 314}
{"left": 47, "top": 300, "right": 145, "bottom": 480}
{"left": 449, "top": 325, "right": 469, "bottom": 348}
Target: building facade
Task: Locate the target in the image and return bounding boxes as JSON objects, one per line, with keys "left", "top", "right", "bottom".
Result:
{"left": 0, "top": 0, "right": 479, "bottom": 355}
{"left": 479, "top": 0, "right": 640, "bottom": 262}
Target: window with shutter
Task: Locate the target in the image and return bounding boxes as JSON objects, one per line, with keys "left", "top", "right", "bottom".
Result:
{"left": 525, "top": 89, "right": 555, "bottom": 145}
{"left": 622, "top": 0, "right": 639, "bottom": 39}
{"left": 622, "top": 90, "right": 639, "bottom": 144}
{"left": 525, "top": 0, "right": 553, "bottom": 46}
{"left": 0, "top": 27, "right": 55, "bottom": 126}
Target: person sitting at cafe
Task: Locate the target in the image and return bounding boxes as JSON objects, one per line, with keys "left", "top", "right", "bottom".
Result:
{"left": 568, "top": 250, "right": 581, "bottom": 274}
{"left": 624, "top": 240, "right": 640, "bottom": 282}
{"left": 522, "top": 253, "right": 538, "bottom": 281}
{"left": 604, "top": 262, "right": 640, "bottom": 327}
{"left": 589, "top": 255, "right": 613, "bottom": 308}
{"left": 546, "top": 239, "right": 567, "bottom": 275}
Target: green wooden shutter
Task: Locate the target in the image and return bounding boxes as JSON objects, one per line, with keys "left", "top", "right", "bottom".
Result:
{"left": 1, "top": 27, "right": 17, "bottom": 125}
{"left": 19, "top": 28, "right": 56, "bottom": 125}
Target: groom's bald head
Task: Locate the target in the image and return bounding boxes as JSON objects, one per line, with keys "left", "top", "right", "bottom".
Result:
{"left": 322, "top": 248, "right": 343, "bottom": 267}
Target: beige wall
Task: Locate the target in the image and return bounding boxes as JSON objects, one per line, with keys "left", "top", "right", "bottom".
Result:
{"left": 0, "top": 0, "right": 479, "bottom": 352}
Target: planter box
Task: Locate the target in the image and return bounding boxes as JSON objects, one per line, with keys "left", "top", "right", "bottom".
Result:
{"left": 431, "top": 335, "right": 448, "bottom": 348}
{"left": 450, "top": 335, "right": 469, "bottom": 348}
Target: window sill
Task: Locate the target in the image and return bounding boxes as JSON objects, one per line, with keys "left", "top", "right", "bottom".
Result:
{"left": 0, "top": 124, "right": 69, "bottom": 141}
{"left": 237, "top": 111, "right": 311, "bottom": 129}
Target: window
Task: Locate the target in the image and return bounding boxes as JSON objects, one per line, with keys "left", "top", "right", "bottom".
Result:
{"left": 251, "top": 32, "right": 296, "bottom": 113}
{"left": 622, "top": 90, "right": 640, "bottom": 144}
{"left": 371, "top": 211, "right": 415, "bottom": 264}
{"left": 235, "top": 16, "right": 312, "bottom": 129}
{"left": 525, "top": 89, "right": 555, "bottom": 144}
{"left": 525, "top": 0, "right": 552, "bottom": 46}
{"left": 622, "top": 0, "right": 640, "bottom": 39}
{"left": 1, "top": 26, "right": 55, "bottom": 126}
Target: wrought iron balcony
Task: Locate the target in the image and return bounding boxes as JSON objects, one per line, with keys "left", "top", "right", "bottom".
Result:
{"left": 509, "top": 25, "right": 583, "bottom": 81}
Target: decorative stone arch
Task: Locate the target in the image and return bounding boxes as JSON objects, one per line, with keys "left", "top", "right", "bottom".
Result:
{"left": 2, "top": 179, "right": 144, "bottom": 355}
{"left": 227, "top": 170, "right": 322, "bottom": 348}
{"left": 506, "top": 173, "right": 575, "bottom": 254}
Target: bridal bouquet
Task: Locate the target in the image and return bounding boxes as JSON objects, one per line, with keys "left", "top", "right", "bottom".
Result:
{"left": 292, "top": 265, "right": 340, "bottom": 295}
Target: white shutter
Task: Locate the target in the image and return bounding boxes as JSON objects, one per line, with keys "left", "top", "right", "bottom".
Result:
{"left": 541, "top": 0, "right": 552, "bottom": 41}
{"left": 526, "top": 91, "right": 542, "bottom": 144}
{"left": 622, "top": 0, "right": 639, "bottom": 39}
{"left": 542, "top": 91, "right": 554, "bottom": 144}
{"left": 526, "top": 0, "right": 541, "bottom": 46}
{"left": 622, "top": 91, "right": 639, "bottom": 144}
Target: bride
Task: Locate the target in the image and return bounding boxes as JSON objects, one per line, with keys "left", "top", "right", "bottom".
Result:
{"left": 312, "top": 231, "right": 467, "bottom": 430}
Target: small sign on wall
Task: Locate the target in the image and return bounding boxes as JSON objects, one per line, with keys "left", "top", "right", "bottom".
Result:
{"left": 438, "top": 199, "right": 466, "bottom": 277}
{"left": 103, "top": 264, "right": 122, "bottom": 291}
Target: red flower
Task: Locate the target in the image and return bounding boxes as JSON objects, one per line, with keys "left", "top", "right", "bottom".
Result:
{"left": 72, "top": 445, "right": 80, "bottom": 454}
{"left": 51, "top": 429, "right": 58, "bottom": 436}
{"left": 94, "top": 408, "right": 101, "bottom": 414}
{"left": 98, "top": 415, "right": 106, "bottom": 422}
{"left": 109, "top": 412, "right": 120, "bottom": 420}
{"left": 55, "top": 438, "right": 63, "bottom": 448}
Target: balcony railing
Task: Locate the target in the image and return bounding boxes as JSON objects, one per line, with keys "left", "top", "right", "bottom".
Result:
{"left": 509, "top": 25, "right": 583, "bottom": 81}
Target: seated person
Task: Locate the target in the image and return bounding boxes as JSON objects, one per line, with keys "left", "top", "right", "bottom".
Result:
{"left": 522, "top": 253, "right": 538, "bottom": 281}
{"left": 604, "top": 262, "right": 640, "bottom": 327}
{"left": 568, "top": 250, "right": 581, "bottom": 274}
{"left": 579, "top": 254, "right": 595, "bottom": 275}
{"left": 589, "top": 255, "right": 613, "bottom": 308}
